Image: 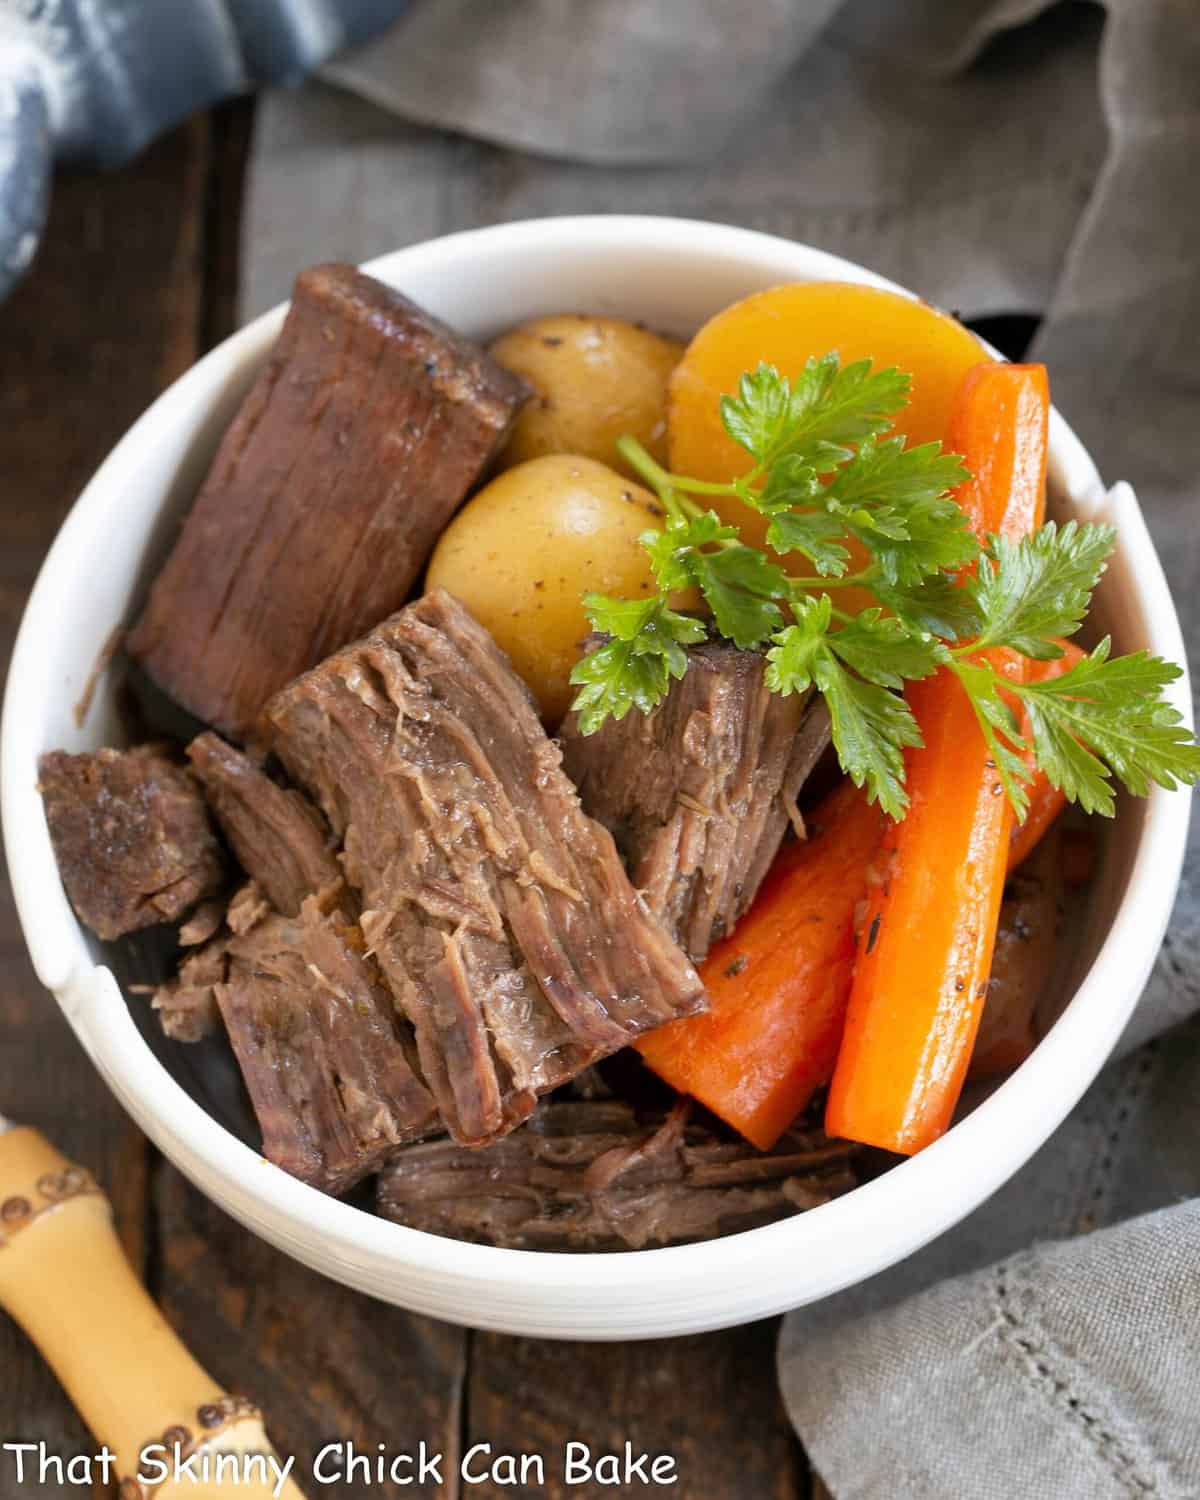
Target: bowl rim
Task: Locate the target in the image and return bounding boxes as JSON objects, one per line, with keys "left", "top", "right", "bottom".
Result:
{"left": 2, "top": 214, "right": 1192, "bottom": 1336}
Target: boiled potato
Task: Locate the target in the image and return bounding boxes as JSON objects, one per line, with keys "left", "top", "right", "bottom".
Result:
{"left": 426, "top": 455, "right": 669, "bottom": 722}
{"left": 490, "top": 315, "right": 684, "bottom": 478}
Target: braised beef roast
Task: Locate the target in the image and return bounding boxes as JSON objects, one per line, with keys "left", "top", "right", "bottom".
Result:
{"left": 377, "top": 1098, "right": 857, "bottom": 1250}
{"left": 264, "top": 589, "right": 707, "bottom": 1147}
{"left": 155, "top": 734, "right": 437, "bottom": 1186}
{"left": 560, "top": 641, "right": 832, "bottom": 961}
{"left": 38, "top": 745, "right": 225, "bottom": 941}
{"left": 126, "top": 264, "right": 529, "bottom": 739}
{"left": 187, "top": 731, "right": 339, "bottom": 915}
{"left": 186, "top": 886, "right": 436, "bottom": 1193}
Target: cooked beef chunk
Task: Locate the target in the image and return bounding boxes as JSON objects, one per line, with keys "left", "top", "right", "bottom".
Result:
{"left": 178, "top": 898, "right": 224, "bottom": 947}
{"left": 155, "top": 936, "right": 227, "bottom": 1042}
{"left": 155, "top": 880, "right": 273, "bottom": 1042}
{"left": 377, "top": 1098, "right": 857, "bottom": 1250}
{"left": 187, "top": 732, "right": 339, "bottom": 916}
{"left": 560, "top": 641, "right": 832, "bottom": 961}
{"left": 38, "top": 745, "right": 225, "bottom": 941}
{"left": 264, "top": 589, "right": 706, "bottom": 1147}
{"left": 127, "top": 264, "right": 529, "bottom": 739}
{"left": 163, "top": 883, "right": 436, "bottom": 1192}
{"left": 972, "top": 827, "right": 1063, "bottom": 1078}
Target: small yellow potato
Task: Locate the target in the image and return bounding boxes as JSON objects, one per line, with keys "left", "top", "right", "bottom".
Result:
{"left": 426, "top": 455, "right": 670, "bottom": 722}
{"left": 490, "top": 314, "right": 684, "bottom": 477}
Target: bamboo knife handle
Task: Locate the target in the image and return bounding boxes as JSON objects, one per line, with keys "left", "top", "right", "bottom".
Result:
{"left": 0, "top": 1127, "right": 306, "bottom": 1499}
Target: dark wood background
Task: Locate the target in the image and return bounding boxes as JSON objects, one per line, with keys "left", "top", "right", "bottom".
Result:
{"left": 0, "top": 108, "right": 826, "bottom": 1500}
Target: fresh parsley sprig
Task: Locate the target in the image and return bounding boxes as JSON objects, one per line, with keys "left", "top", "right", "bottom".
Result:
{"left": 569, "top": 354, "right": 1200, "bottom": 822}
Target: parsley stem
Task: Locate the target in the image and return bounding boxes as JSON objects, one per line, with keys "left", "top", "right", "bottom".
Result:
{"left": 615, "top": 435, "right": 741, "bottom": 501}
{"left": 615, "top": 437, "right": 689, "bottom": 524}
{"left": 787, "top": 570, "right": 876, "bottom": 593}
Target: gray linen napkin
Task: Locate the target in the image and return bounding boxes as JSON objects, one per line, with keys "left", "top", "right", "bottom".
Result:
{"left": 239, "top": 2, "right": 1200, "bottom": 1494}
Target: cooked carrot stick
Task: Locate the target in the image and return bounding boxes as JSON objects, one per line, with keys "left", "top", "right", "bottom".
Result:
{"left": 1007, "top": 641, "right": 1086, "bottom": 871}
{"left": 637, "top": 778, "right": 884, "bottom": 1150}
{"left": 825, "top": 363, "right": 1050, "bottom": 1155}
{"left": 950, "top": 361, "right": 1050, "bottom": 540}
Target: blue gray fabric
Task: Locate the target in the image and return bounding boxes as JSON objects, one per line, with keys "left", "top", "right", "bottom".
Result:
{"left": 239, "top": 3, "right": 1200, "bottom": 1495}
{"left": 0, "top": 0, "right": 407, "bottom": 298}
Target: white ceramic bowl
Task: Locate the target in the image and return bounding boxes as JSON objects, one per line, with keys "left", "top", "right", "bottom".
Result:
{"left": 2, "top": 217, "right": 1192, "bottom": 1339}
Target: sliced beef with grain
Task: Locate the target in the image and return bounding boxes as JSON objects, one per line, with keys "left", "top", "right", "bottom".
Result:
{"left": 377, "top": 1098, "right": 857, "bottom": 1250}
{"left": 160, "top": 882, "right": 435, "bottom": 1191}
{"left": 126, "top": 264, "right": 529, "bottom": 739}
{"left": 38, "top": 745, "right": 225, "bottom": 942}
{"left": 187, "top": 731, "right": 339, "bottom": 915}
{"left": 264, "top": 589, "right": 706, "bottom": 1147}
{"left": 155, "top": 739, "right": 436, "bottom": 1184}
{"left": 561, "top": 640, "right": 832, "bottom": 961}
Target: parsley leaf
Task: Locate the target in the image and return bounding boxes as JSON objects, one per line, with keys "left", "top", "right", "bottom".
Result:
{"left": 719, "top": 354, "right": 910, "bottom": 467}
{"left": 719, "top": 364, "right": 793, "bottom": 464}
{"left": 827, "top": 436, "right": 977, "bottom": 585}
{"left": 569, "top": 595, "right": 707, "bottom": 733}
{"left": 765, "top": 594, "right": 834, "bottom": 696}
{"left": 641, "top": 513, "right": 738, "bottom": 592}
{"left": 1010, "top": 639, "right": 1200, "bottom": 814}
{"left": 642, "top": 512, "right": 787, "bottom": 649}
{"left": 765, "top": 510, "right": 852, "bottom": 576}
{"left": 873, "top": 573, "right": 983, "bottom": 641}
{"left": 828, "top": 609, "right": 949, "bottom": 689}
{"left": 970, "top": 521, "right": 1117, "bottom": 657}
{"left": 951, "top": 658, "right": 1034, "bottom": 818}
{"left": 766, "top": 596, "right": 924, "bottom": 817}
{"left": 782, "top": 354, "right": 911, "bottom": 457}
{"left": 815, "top": 652, "right": 922, "bottom": 820}
{"left": 691, "top": 545, "right": 788, "bottom": 647}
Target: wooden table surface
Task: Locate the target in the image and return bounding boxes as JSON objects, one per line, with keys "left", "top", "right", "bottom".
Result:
{"left": 0, "top": 109, "right": 821, "bottom": 1500}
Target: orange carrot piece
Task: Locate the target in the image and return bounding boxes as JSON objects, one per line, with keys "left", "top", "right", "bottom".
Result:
{"left": 825, "top": 363, "right": 1050, "bottom": 1156}
{"left": 636, "top": 779, "right": 885, "bottom": 1151}
{"left": 951, "top": 362, "right": 1050, "bottom": 539}
{"left": 1007, "top": 641, "right": 1086, "bottom": 872}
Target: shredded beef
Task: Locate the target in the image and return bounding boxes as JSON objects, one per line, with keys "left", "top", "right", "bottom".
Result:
{"left": 187, "top": 731, "right": 339, "bottom": 916}
{"left": 264, "top": 589, "right": 706, "bottom": 1146}
{"left": 560, "top": 640, "right": 832, "bottom": 960}
{"left": 377, "top": 1098, "right": 857, "bottom": 1249}
{"left": 158, "top": 883, "right": 435, "bottom": 1191}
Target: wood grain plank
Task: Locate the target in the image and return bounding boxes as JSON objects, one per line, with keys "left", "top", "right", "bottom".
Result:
{"left": 0, "top": 118, "right": 211, "bottom": 1498}
{"left": 464, "top": 1321, "right": 808, "bottom": 1500}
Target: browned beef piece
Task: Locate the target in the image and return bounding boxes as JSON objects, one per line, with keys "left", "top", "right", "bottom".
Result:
{"left": 164, "top": 883, "right": 436, "bottom": 1192}
{"left": 377, "top": 1099, "right": 857, "bottom": 1250}
{"left": 264, "top": 590, "right": 706, "bottom": 1147}
{"left": 155, "top": 937, "right": 227, "bottom": 1043}
{"left": 560, "top": 642, "right": 832, "bottom": 961}
{"left": 187, "top": 732, "right": 339, "bottom": 915}
{"left": 126, "top": 264, "right": 529, "bottom": 739}
{"left": 38, "top": 745, "right": 225, "bottom": 941}
{"left": 154, "top": 880, "right": 269, "bottom": 1042}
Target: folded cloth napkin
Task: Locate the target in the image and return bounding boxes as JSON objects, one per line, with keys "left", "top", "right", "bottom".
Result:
{"left": 237, "top": 2, "right": 1198, "bottom": 1494}
{"left": 0, "top": 0, "right": 409, "bottom": 298}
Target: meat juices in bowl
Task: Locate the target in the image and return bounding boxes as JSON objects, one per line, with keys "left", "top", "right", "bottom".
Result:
{"left": 2, "top": 218, "right": 1192, "bottom": 1339}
